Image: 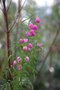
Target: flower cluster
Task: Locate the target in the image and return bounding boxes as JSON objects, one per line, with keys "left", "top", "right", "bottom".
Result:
{"left": 27, "top": 17, "right": 40, "bottom": 37}
{"left": 23, "top": 43, "right": 33, "bottom": 52}
{"left": 13, "top": 17, "right": 43, "bottom": 71}
{"left": 13, "top": 56, "right": 22, "bottom": 71}
{"left": 19, "top": 38, "right": 28, "bottom": 43}
{"left": 13, "top": 56, "right": 30, "bottom": 71}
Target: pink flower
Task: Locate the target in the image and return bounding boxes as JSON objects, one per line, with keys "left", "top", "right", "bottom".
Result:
{"left": 23, "top": 46, "right": 28, "bottom": 51}
{"left": 24, "top": 38, "right": 28, "bottom": 43}
{"left": 37, "top": 43, "right": 43, "bottom": 47}
{"left": 30, "top": 30, "right": 36, "bottom": 36}
{"left": 13, "top": 60, "right": 17, "bottom": 66}
{"left": 33, "top": 24, "right": 38, "bottom": 30}
{"left": 28, "top": 43, "right": 33, "bottom": 48}
{"left": 25, "top": 56, "right": 30, "bottom": 62}
{"left": 27, "top": 47, "right": 31, "bottom": 51}
{"left": 27, "top": 30, "right": 35, "bottom": 37}
{"left": 28, "top": 23, "right": 34, "bottom": 29}
{"left": 35, "top": 17, "right": 40, "bottom": 23}
{"left": 16, "top": 56, "right": 21, "bottom": 63}
{"left": 17, "top": 64, "right": 22, "bottom": 71}
{"left": 19, "top": 39, "right": 24, "bottom": 43}
{"left": 27, "top": 32, "right": 31, "bottom": 37}
{"left": 20, "top": 38, "right": 28, "bottom": 43}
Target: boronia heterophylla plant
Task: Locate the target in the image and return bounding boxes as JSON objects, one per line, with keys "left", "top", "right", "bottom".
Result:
{"left": 13, "top": 17, "right": 42, "bottom": 70}
{"left": 0, "top": 0, "right": 43, "bottom": 90}
{"left": 11, "top": 17, "right": 43, "bottom": 90}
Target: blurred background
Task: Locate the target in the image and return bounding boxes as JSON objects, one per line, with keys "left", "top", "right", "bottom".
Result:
{"left": 0, "top": 0, "right": 60, "bottom": 90}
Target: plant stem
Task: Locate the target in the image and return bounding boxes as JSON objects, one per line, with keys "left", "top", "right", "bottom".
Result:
{"left": 3, "top": 0, "right": 11, "bottom": 68}
{"left": 2, "top": 0, "right": 13, "bottom": 90}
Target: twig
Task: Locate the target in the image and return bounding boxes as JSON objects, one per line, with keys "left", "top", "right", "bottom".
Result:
{"left": 22, "top": 18, "right": 30, "bottom": 23}
{"left": 39, "top": 26, "right": 60, "bottom": 73}
{"left": 20, "top": 0, "right": 26, "bottom": 11}
{"left": 7, "top": 0, "right": 12, "bottom": 12}
{"left": 9, "top": 0, "right": 27, "bottom": 32}
{"left": 9, "top": 14, "right": 19, "bottom": 32}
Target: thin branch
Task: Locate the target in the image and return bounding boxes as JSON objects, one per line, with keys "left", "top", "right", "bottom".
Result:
{"left": 20, "top": 0, "right": 26, "bottom": 11}
{"left": 9, "top": 14, "right": 19, "bottom": 32}
{"left": 39, "top": 29, "right": 59, "bottom": 72}
{"left": 22, "top": 18, "right": 30, "bottom": 23}
{"left": 7, "top": 0, "right": 12, "bottom": 12}
{"left": 9, "top": 0, "right": 26, "bottom": 32}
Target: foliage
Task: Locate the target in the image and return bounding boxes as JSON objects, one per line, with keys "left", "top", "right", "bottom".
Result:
{"left": 0, "top": 0, "right": 44, "bottom": 89}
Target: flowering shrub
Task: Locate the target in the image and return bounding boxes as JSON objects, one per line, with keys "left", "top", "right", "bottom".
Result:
{"left": 0, "top": 0, "right": 47, "bottom": 90}
{"left": 0, "top": 15, "right": 43, "bottom": 90}
{"left": 8, "top": 17, "right": 43, "bottom": 89}
{"left": 13, "top": 17, "right": 41, "bottom": 68}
